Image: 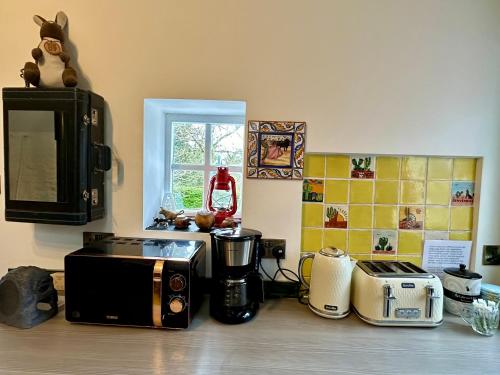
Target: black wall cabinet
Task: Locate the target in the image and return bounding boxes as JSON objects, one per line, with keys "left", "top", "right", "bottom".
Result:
{"left": 2, "top": 88, "right": 111, "bottom": 225}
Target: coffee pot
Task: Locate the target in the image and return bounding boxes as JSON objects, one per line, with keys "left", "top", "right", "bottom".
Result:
{"left": 298, "top": 247, "right": 356, "bottom": 319}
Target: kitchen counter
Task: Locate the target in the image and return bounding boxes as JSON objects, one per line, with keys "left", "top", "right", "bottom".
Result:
{"left": 0, "top": 298, "right": 498, "bottom": 375}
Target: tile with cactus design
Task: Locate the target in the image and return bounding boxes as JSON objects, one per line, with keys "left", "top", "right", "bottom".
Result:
{"left": 451, "top": 182, "right": 474, "bottom": 206}
{"left": 302, "top": 179, "right": 324, "bottom": 202}
{"left": 350, "top": 155, "right": 375, "bottom": 179}
{"left": 373, "top": 230, "right": 397, "bottom": 254}
{"left": 399, "top": 206, "right": 423, "bottom": 230}
{"left": 325, "top": 205, "right": 348, "bottom": 228}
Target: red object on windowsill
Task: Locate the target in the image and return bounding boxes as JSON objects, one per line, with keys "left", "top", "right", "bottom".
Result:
{"left": 206, "top": 167, "right": 237, "bottom": 227}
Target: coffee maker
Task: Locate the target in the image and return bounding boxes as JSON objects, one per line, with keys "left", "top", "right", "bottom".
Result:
{"left": 210, "top": 228, "right": 264, "bottom": 324}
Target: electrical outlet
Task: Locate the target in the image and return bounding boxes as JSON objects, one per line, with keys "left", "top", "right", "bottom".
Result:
{"left": 261, "top": 239, "right": 286, "bottom": 259}
{"left": 483, "top": 245, "right": 500, "bottom": 265}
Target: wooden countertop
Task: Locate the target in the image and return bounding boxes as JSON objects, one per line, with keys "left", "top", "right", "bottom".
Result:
{"left": 0, "top": 298, "right": 498, "bottom": 375}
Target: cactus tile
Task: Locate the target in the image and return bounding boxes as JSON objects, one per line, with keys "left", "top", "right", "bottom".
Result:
{"left": 324, "top": 205, "right": 348, "bottom": 228}
{"left": 376, "top": 157, "right": 401, "bottom": 180}
{"left": 349, "top": 180, "right": 374, "bottom": 204}
{"left": 324, "top": 180, "right": 349, "bottom": 204}
{"left": 350, "top": 155, "right": 375, "bottom": 179}
{"left": 399, "top": 206, "right": 424, "bottom": 230}
{"left": 373, "top": 230, "right": 397, "bottom": 255}
{"left": 451, "top": 182, "right": 474, "bottom": 206}
{"left": 302, "top": 179, "right": 324, "bottom": 202}
{"left": 326, "top": 155, "right": 350, "bottom": 178}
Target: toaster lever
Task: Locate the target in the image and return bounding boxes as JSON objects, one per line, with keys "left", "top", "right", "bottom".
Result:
{"left": 425, "top": 285, "right": 440, "bottom": 319}
{"left": 383, "top": 285, "right": 396, "bottom": 318}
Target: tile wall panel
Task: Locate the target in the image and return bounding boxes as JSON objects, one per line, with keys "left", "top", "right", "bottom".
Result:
{"left": 301, "top": 154, "right": 478, "bottom": 275}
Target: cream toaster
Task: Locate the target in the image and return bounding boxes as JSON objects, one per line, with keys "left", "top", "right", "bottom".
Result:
{"left": 351, "top": 261, "right": 443, "bottom": 327}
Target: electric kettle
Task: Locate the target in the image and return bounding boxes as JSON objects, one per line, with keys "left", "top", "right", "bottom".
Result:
{"left": 298, "top": 247, "right": 356, "bottom": 319}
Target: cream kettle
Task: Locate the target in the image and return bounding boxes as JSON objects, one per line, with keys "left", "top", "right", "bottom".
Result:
{"left": 298, "top": 247, "right": 356, "bottom": 319}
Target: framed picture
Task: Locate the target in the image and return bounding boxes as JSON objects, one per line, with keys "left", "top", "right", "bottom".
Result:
{"left": 247, "top": 121, "right": 306, "bottom": 179}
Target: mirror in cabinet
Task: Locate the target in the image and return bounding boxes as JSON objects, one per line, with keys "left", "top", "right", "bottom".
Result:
{"left": 2, "top": 88, "right": 111, "bottom": 225}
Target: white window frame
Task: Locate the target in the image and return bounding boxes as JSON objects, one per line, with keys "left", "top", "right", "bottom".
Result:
{"left": 164, "top": 113, "right": 245, "bottom": 216}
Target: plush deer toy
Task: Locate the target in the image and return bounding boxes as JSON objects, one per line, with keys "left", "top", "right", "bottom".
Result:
{"left": 22, "top": 11, "right": 77, "bottom": 88}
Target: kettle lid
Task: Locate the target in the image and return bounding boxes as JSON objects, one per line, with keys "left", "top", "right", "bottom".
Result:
{"left": 319, "top": 247, "right": 347, "bottom": 258}
{"left": 443, "top": 263, "right": 482, "bottom": 280}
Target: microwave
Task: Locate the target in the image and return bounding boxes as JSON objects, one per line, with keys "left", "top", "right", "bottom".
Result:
{"left": 64, "top": 236, "right": 206, "bottom": 329}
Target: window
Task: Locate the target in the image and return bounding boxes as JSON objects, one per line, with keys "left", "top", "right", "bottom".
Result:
{"left": 143, "top": 99, "right": 246, "bottom": 229}
{"left": 165, "top": 114, "right": 244, "bottom": 214}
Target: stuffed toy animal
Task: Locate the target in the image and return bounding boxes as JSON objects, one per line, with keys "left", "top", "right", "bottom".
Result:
{"left": 21, "top": 11, "right": 77, "bottom": 88}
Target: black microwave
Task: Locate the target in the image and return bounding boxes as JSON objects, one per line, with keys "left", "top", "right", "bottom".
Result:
{"left": 64, "top": 236, "right": 206, "bottom": 329}
{"left": 2, "top": 88, "right": 111, "bottom": 225}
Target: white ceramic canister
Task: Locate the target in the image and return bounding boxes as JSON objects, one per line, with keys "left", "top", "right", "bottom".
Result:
{"left": 442, "top": 264, "right": 482, "bottom": 316}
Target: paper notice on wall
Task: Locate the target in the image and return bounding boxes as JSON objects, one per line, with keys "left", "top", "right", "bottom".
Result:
{"left": 422, "top": 240, "right": 472, "bottom": 278}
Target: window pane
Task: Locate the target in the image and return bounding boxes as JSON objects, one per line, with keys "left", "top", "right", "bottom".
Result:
{"left": 209, "top": 170, "right": 242, "bottom": 214}
{"left": 172, "top": 170, "right": 204, "bottom": 210}
{"left": 172, "top": 122, "right": 205, "bottom": 165}
{"left": 210, "top": 124, "right": 244, "bottom": 166}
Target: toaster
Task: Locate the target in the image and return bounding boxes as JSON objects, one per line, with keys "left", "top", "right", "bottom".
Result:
{"left": 351, "top": 261, "right": 443, "bottom": 327}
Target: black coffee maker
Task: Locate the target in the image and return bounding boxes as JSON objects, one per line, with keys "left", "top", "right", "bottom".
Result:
{"left": 210, "top": 228, "right": 264, "bottom": 324}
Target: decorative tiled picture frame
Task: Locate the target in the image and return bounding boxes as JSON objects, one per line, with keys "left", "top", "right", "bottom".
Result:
{"left": 247, "top": 121, "right": 306, "bottom": 179}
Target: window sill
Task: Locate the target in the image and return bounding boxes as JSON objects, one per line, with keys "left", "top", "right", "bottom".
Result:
{"left": 145, "top": 220, "right": 241, "bottom": 232}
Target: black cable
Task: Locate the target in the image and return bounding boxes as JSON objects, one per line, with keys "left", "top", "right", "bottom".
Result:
{"left": 259, "top": 257, "right": 275, "bottom": 281}
{"left": 275, "top": 258, "right": 300, "bottom": 283}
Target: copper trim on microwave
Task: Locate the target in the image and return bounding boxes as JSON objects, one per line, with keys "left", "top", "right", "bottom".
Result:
{"left": 152, "top": 260, "right": 165, "bottom": 327}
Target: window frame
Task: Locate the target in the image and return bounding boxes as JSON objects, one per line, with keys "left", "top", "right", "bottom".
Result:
{"left": 164, "top": 113, "right": 245, "bottom": 216}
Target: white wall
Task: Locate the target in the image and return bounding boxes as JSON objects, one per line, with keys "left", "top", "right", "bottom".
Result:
{"left": 0, "top": 0, "right": 499, "bottom": 283}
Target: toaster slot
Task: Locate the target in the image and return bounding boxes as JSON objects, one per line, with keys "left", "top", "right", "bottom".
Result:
{"left": 392, "top": 262, "right": 414, "bottom": 274}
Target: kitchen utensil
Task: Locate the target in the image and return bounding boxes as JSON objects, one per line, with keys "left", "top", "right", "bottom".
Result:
{"left": 298, "top": 247, "right": 356, "bottom": 319}
{"left": 351, "top": 261, "right": 443, "bottom": 327}
{"left": 174, "top": 215, "right": 191, "bottom": 229}
{"left": 443, "top": 264, "right": 482, "bottom": 316}
{"left": 461, "top": 298, "right": 499, "bottom": 336}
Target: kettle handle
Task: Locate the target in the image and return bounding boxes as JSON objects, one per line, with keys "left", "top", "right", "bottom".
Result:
{"left": 298, "top": 252, "right": 315, "bottom": 289}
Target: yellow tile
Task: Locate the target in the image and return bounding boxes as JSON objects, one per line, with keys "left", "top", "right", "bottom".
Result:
{"left": 397, "top": 256, "right": 422, "bottom": 267}
{"left": 299, "top": 252, "right": 313, "bottom": 277}
{"left": 400, "top": 181, "right": 425, "bottom": 204}
{"left": 398, "top": 231, "right": 423, "bottom": 254}
{"left": 401, "top": 157, "right": 427, "bottom": 180}
{"left": 428, "top": 158, "right": 452, "bottom": 180}
{"left": 374, "top": 206, "right": 398, "bottom": 229}
{"left": 425, "top": 207, "right": 450, "bottom": 230}
{"left": 372, "top": 254, "right": 397, "bottom": 261}
{"left": 348, "top": 230, "right": 372, "bottom": 254}
{"left": 351, "top": 255, "right": 372, "bottom": 261}
{"left": 449, "top": 231, "right": 472, "bottom": 241}
{"left": 349, "top": 205, "right": 373, "bottom": 229}
{"left": 302, "top": 204, "right": 323, "bottom": 227}
{"left": 450, "top": 207, "right": 473, "bottom": 230}
{"left": 376, "top": 157, "right": 400, "bottom": 180}
{"left": 301, "top": 228, "right": 323, "bottom": 252}
{"left": 304, "top": 154, "right": 325, "bottom": 177}
{"left": 326, "top": 155, "right": 350, "bottom": 178}
{"left": 325, "top": 180, "right": 349, "bottom": 204}
{"left": 426, "top": 181, "right": 451, "bottom": 205}
{"left": 323, "top": 229, "right": 348, "bottom": 251}
{"left": 453, "top": 158, "right": 476, "bottom": 181}
{"left": 350, "top": 180, "right": 374, "bottom": 204}
{"left": 374, "top": 180, "right": 399, "bottom": 204}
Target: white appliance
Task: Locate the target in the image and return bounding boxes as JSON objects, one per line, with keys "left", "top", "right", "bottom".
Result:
{"left": 298, "top": 248, "right": 356, "bottom": 319}
{"left": 442, "top": 264, "right": 482, "bottom": 316}
{"left": 351, "top": 261, "right": 443, "bottom": 327}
